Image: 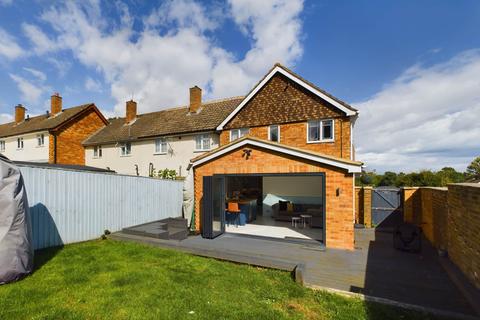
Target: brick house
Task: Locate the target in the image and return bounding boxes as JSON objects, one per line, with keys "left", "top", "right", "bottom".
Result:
{"left": 0, "top": 93, "right": 108, "bottom": 165}
{"left": 83, "top": 89, "right": 242, "bottom": 177}
{"left": 188, "top": 64, "right": 362, "bottom": 249}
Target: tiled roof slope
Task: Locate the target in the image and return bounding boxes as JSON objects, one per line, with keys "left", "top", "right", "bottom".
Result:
{"left": 0, "top": 104, "right": 93, "bottom": 138}
{"left": 83, "top": 97, "right": 243, "bottom": 145}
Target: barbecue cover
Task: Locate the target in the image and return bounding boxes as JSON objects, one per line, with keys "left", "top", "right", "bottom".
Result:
{"left": 0, "top": 155, "right": 33, "bottom": 284}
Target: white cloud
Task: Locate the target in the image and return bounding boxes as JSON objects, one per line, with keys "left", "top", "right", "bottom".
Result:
{"left": 22, "top": 23, "right": 59, "bottom": 55}
{"left": 23, "top": 67, "right": 47, "bottom": 81}
{"left": 0, "top": 28, "right": 24, "bottom": 60}
{"left": 0, "top": 0, "right": 12, "bottom": 7}
{"left": 22, "top": 0, "right": 304, "bottom": 115}
{"left": 0, "top": 113, "right": 12, "bottom": 124}
{"left": 85, "top": 76, "right": 102, "bottom": 92}
{"left": 354, "top": 50, "right": 480, "bottom": 172}
{"left": 9, "top": 74, "right": 46, "bottom": 105}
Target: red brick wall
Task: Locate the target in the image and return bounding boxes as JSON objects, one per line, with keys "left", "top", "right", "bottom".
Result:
{"left": 49, "top": 110, "right": 105, "bottom": 165}
{"left": 220, "top": 119, "right": 352, "bottom": 160}
{"left": 193, "top": 145, "right": 355, "bottom": 249}
{"left": 401, "top": 184, "right": 480, "bottom": 289}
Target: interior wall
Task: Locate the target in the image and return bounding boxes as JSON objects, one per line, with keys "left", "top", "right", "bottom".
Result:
{"left": 262, "top": 175, "right": 323, "bottom": 215}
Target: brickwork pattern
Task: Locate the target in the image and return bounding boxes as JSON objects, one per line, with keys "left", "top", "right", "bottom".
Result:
{"left": 49, "top": 110, "right": 105, "bottom": 165}
{"left": 402, "top": 187, "right": 420, "bottom": 224}
{"left": 193, "top": 145, "right": 355, "bottom": 250}
{"left": 401, "top": 185, "right": 480, "bottom": 289}
{"left": 220, "top": 119, "right": 351, "bottom": 160}
{"left": 419, "top": 188, "right": 448, "bottom": 250}
{"left": 447, "top": 184, "right": 480, "bottom": 289}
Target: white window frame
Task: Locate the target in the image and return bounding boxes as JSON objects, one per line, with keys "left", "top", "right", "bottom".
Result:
{"left": 195, "top": 134, "right": 211, "bottom": 152}
{"left": 268, "top": 125, "right": 280, "bottom": 143}
{"left": 36, "top": 133, "right": 45, "bottom": 147}
{"left": 120, "top": 142, "right": 131, "bottom": 156}
{"left": 154, "top": 138, "right": 168, "bottom": 154}
{"left": 0, "top": 140, "right": 5, "bottom": 152}
{"left": 93, "top": 145, "right": 102, "bottom": 158}
{"left": 17, "top": 137, "right": 24, "bottom": 150}
{"left": 229, "top": 128, "right": 250, "bottom": 142}
{"left": 307, "top": 119, "right": 335, "bottom": 143}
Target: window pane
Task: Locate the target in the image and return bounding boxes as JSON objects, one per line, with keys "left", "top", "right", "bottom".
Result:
{"left": 308, "top": 122, "right": 320, "bottom": 141}
{"left": 231, "top": 130, "right": 239, "bottom": 141}
{"left": 322, "top": 120, "right": 333, "bottom": 140}
{"left": 161, "top": 140, "right": 167, "bottom": 153}
{"left": 240, "top": 128, "right": 249, "bottom": 137}
{"left": 196, "top": 136, "right": 202, "bottom": 149}
{"left": 202, "top": 135, "right": 210, "bottom": 150}
{"left": 155, "top": 139, "right": 160, "bottom": 153}
{"left": 269, "top": 125, "right": 279, "bottom": 142}
{"left": 126, "top": 143, "right": 131, "bottom": 154}
{"left": 94, "top": 146, "right": 98, "bottom": 157}
{"left": 99, "top": 146, "right": 102, "bottom": 157}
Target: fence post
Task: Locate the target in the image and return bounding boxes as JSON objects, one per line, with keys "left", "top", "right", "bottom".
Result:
{"left": 363, "top": 187, "right": 373, "bottom": 227}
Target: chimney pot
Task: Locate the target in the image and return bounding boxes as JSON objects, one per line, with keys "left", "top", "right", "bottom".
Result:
{"left": 126, "top": 100, "right": 137, "bottom": 124}
{"left": 51, "top": 92, "right": 62, "bottom": 115}
{"left": 189, "top": 86, "right": 202, "bottom": 113}
{"left": 15, "top": 104, "right": 26, "bottom": 124}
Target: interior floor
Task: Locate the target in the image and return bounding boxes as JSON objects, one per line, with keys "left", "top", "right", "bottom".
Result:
{"left": 226, "top": 206, "right": 323, "bottom": 241}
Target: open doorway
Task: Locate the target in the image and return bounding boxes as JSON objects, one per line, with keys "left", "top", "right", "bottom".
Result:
{"left": 222, "top": 173, "right": 325, "bottom": 243}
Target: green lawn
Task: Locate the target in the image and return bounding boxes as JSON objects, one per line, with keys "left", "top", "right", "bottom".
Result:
{"left": 0, "top": 239, "right": 441, "bottom": 320}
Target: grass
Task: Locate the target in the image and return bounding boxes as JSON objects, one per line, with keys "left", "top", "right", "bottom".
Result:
{"left": 0, "top": 239, "right": 442, "bottom": 320}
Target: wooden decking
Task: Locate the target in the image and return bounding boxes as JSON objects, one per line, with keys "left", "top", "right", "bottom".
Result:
{"left": 110, "top": 228, "right": 477, "bottom": 318}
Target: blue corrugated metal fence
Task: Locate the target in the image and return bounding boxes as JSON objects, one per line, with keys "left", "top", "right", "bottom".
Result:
{"left": 18, "top": 165, "right": 183, "bottom": 250}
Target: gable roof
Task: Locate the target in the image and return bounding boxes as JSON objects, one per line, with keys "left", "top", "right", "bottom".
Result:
{"left": 217, "top": 64, "right": 358, "bottom": 130}
{"left": 188, "top": 136, "right": 363, "bottom": 173}
{"left": 83, "top": 97, "right": 243, "bottom": 146}
{"left": 0, "top": 104, "right": 107, "bottom": 138}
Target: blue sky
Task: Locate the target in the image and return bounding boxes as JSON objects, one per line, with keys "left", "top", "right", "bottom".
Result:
{"left": 1, "top": 0, "right": 479, "bottom": 172}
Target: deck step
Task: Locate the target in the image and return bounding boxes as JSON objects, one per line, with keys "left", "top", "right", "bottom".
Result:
{"left": 122, "top": 218, "right": 188, "bottom": 241}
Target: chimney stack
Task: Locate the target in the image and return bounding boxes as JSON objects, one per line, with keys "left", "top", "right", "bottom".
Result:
{"left": 126, "top": 100, "right": 137, "bottom": 124}
{"left": 189, "top": 86, "right": 202, "bottom": 113}
{"left": 51, "top": 92, "right": 62, "bottom": 115}
{"left": 15, "top": 104, "right": 25, "bottom": 124}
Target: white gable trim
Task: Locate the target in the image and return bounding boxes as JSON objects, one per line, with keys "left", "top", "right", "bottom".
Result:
{"left": 217, "top": 66, "right": 357, "bottom": 130}
{"left": 189, "top": 139, "right": 362, "bottom": 173}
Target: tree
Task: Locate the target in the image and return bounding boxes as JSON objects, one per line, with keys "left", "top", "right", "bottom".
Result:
{"left": 466, "top": 156, "right": 480, "bottom": 181}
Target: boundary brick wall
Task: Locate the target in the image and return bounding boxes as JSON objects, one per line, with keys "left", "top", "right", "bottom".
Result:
{"left": 447, "top": 184, "right": 480, "bottom": 288}
{"left": 401, "top": 184, "right": 480, "bottom": 289}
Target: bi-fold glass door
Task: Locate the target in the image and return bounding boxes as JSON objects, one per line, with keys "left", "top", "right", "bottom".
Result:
{"left": 201, "top": 175, "right": 225, "bottom": 239}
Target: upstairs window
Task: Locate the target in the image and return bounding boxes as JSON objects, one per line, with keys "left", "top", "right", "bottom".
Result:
{"left": 0, "top": 140, "right": 5, "bottom": 152}
{"left": 268, "top": 125, "right": 280, "bottom": 142}
{"left": 195, "top": 134, "right": 211, "bottom": 151}
{"left": 155, "top": 138, "right": 167, "bottom": 154}
{"left": 17, "top": 137, "right": 24, "bottom": 149}
{"left": 37, "top": 134, "right": 45, "bottom": 146}
{"left": 93, "top": 145, "right": 102, "bottom": 158}
{"left": 230, "top": 128, "right": 249, "bottom": 142}
{"left": 120, "top": 142, "right": 131, "bottom": 156}
{"left": 307, "top": 119, "right": 334, "bottom": 143}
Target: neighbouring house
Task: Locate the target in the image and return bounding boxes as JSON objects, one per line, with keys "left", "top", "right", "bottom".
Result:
{"left": 0, "top": 93, "right": 108, "bottom": 165}
{"left": 188, "top": 64, "right": 363, "bottom": 250}
{"left": 83, "top": 87, "right": 243, "bottom": 177}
